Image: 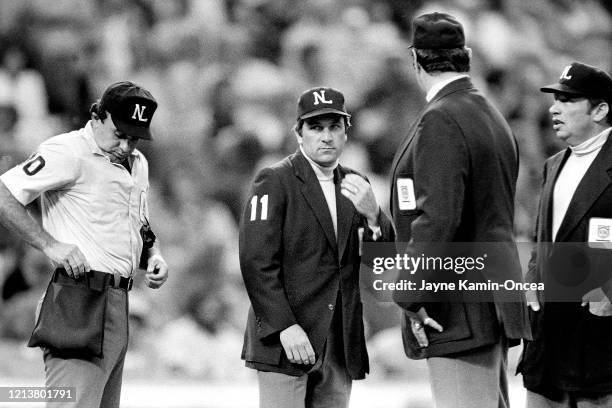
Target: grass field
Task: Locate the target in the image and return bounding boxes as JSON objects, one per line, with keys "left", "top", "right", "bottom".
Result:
{"left": 0, "top": 339, "right": 528, "bottom": 408}
{"left": 0, "top": 378, "right": 527, "bottom": 408}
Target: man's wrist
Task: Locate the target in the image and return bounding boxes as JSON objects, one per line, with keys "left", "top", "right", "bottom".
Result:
{"left": 147, "top": 241, "right": 162, "bottom": 257}
{"left": 147, "top": 251, "right": 163, "bottom": 261}
{"left": 365, "top": 208, "right": 382, "bottom": 240}
{"left": 366, "top": 207, "right": 381, "bottom": 227}
{"left": 39, "top": 234, "right": 57, "bottom": 253}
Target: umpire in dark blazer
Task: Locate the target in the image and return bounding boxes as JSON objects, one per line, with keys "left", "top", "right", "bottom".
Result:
{"left": 389, "top": 12, "right": 531, "bottom": 408}
{"left": 240, "top": 87, "right": 394, "bottom": 408}
{"left": 518, "top": 62, "right": 612, "bottom": 408}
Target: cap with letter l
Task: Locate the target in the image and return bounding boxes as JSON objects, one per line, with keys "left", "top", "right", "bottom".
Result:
{"left": 99, "top": 81, "right": 158, "bottom": 140}
{"left": 410, "top": 12, "right": 465, "bottom": 49}
{"left": 297, "top": 87, "right": 351, "bottom": 120}
{"left": 540, "top": 61, "right": 612, "bottom": 100}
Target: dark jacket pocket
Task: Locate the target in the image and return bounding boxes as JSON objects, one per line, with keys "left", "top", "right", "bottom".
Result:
{"left": 426, "top": 302, "right": 472, "bottom": 345}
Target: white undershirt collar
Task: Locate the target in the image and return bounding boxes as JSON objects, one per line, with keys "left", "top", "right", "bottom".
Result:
{"left": 300, "top": 146, "right": 337, "bottom": 180}
{"left": 426, "top": 74, "right": 469, "bottom": 102}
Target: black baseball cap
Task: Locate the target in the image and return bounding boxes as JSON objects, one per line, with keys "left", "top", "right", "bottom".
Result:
{"left": 411, "top": 12, "right": 465, "bottom": 49}
{"left": 297, "top": 87, "right": 350, "bottom": 120}
{"left": 541, "top": 62, "right": 612, "bottom": 100}
{"left": 99, "top": 81, "right": 157, "bottom": 140}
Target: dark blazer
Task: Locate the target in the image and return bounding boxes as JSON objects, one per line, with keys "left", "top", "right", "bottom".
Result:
{"left": 239, "top": 150, "right": 394, "bottom": 379}
{"left": 519, "top": 133, "right": 612, "bottom": 397}
{"left": 389, "top": 77, "right": 531, "bottom": 359}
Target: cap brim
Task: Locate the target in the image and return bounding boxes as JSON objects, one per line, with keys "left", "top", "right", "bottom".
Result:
{"left": 299, "top": 108, "right": 351, "bottom": 120}
{"left": 540, "top": 83, "right": 585, "bottom": 96}
{"left": 113, "top": 118, "right": 153, "bottom": 140}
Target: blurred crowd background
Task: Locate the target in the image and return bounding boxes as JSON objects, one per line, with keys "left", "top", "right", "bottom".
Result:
{"left": 0, "top": 0, "right": 610, "bottom": 383}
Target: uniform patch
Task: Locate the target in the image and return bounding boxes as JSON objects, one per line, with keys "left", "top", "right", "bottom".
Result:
{"left": 588, "top": 217, "right": 612, "bottom": 248}
{"left": 249, "top": 194, "right": 269, "bottom": 221}
{"left": 22, "top": 154, "right": 46, "bottom": 176}
{"left": 397, "top": 178, "right": 416, "bottom": 210}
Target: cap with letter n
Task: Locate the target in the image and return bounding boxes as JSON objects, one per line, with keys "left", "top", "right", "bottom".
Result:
{"left": 297, "top": 87, "right": 351, "bottom": 120}
{"left": 540, "top": 62, "right": 612, "bottom": 100}
{"left": 99, "top": 81, "right": 158, "bottom": 140}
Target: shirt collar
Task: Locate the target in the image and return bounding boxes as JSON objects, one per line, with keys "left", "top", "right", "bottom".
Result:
{"left": 570, "top": 127, "right": 612, "bottom": 157}
{"left": 426, "top": 74, "right": 469, "bottom": 102}
{"left": 83, "top": 121, "right": 104, "bottom": 155}
{"left": 300, "top": 146, "right": 337, "bottom": 181}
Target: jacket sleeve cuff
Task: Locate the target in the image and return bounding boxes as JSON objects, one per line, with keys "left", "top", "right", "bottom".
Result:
{"left": 256, "top": 315, "right": 297, "bottom": 341}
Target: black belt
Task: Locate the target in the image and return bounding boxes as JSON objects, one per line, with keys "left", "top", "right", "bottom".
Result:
{"left": 55, "top": 268, "right": 133, "bottom": 291}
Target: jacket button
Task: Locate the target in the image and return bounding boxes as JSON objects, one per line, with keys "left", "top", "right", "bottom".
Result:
{"left": 328, "top": 304, "right": 334, "bottom": 311}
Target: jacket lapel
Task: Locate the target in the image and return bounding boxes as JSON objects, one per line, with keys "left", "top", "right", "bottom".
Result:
{"left": 540, "top": 149, "right": 570, "bottom": 242}
{"left": 389, "top": 107, "right": 424, "bottom": 180}
{"left": 335, "top": 166, "right": 354, "bottom": 261}
{"left": 291, "top": 151, "right": 338, "bottom": 253}
{"left": 555, "top": 138, "right": 612, "bottom": 242}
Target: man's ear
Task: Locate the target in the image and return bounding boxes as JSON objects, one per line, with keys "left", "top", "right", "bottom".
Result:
{"left": 89, "top": 102, "right": 107, "bottom": 121}
{"left": 411, "top": 48, "right": 420, "bottom": 73}
{"left": 592, "top": 101, "right": 609, "bottom": 123}
{"left": 90, "top": 103, "right": 99, "bottom": 121}
{"left": 292, "top": 124, "right": 303, "bottom": 144}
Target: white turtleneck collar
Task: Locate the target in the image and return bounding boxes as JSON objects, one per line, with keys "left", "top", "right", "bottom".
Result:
{"left": 570, "top": 128, "right": 612, "bottom": 156}
{"left": 300, "top": 146, "right": 338, "bottom": 180}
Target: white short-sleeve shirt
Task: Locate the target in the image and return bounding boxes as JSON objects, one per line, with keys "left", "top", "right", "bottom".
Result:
{"left": 0, "top": 121, "right": 150, "bottom": 277}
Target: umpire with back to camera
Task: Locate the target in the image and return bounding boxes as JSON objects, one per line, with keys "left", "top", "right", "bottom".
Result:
{"left": 239, "top": 87, "right": 394, "bottom": 408}
{"left": 389, "top": 12, "right": 531, "bottom": 408}
{"left": 0, "top": 81, "right": 168, "bottom": 408}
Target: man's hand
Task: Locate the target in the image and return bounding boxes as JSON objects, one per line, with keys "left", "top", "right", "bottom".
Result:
{"left": 582, "top": 287, "right": 612, "bottom": 316}
{"left": 279, "top": 324, "right": 316, "bottom": 365}
{"left": 145, "top": 253, "right": 168, "bottom": 289}
{"left": 408, "top": 307, "right": 443, "bottom": 348}
{"left": 340, "top": 174, "right": 380, "bottom": 225}
{"left": 42, "top": 240, "right": 90, "bottom": 278}
{"left": 526, "top": 289, "right": 540, "bottom": 311}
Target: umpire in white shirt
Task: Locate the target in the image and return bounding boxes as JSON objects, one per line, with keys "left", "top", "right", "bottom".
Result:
{"left": 0, "top": 81, "right": 169, "bottom": 407}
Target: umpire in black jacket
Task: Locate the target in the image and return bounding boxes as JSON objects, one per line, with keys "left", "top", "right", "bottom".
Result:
{"left": 239, "top": 87, "right": 394, "bottom": 408}
{"left": 518, "top": 62, "right": 612, "bottom": 408}
{"left": 390, "top": 13, "right": 531, "bottom": 408}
